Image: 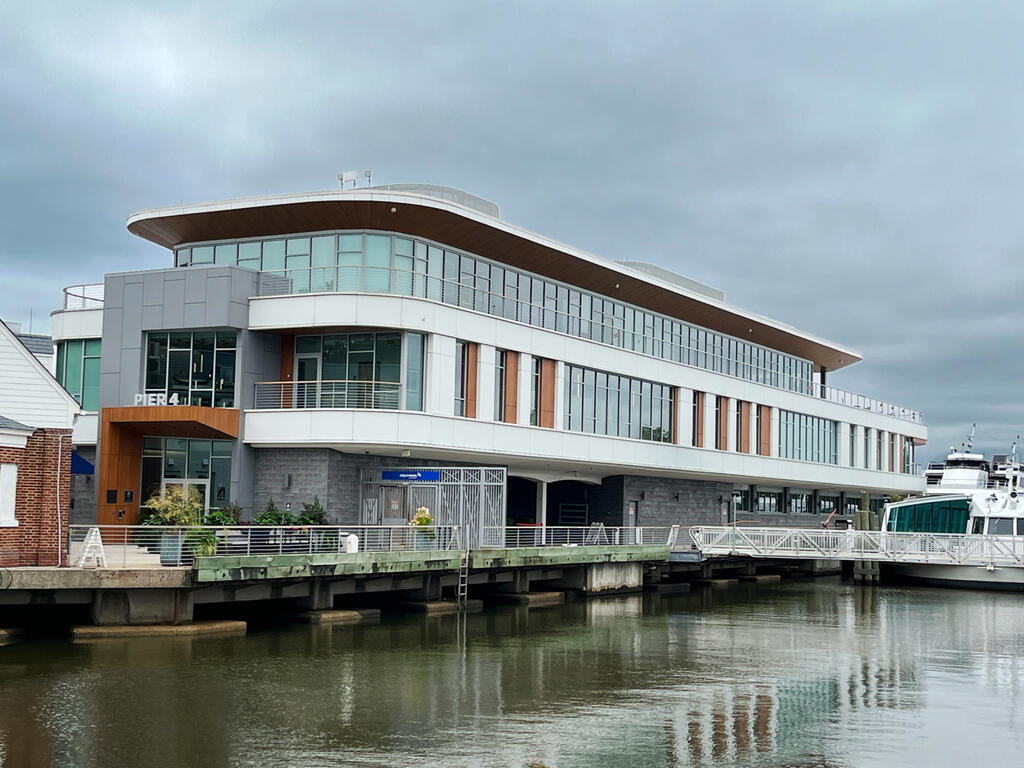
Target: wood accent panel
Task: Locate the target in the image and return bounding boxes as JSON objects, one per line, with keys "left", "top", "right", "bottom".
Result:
{"left": 539, "top": 358, "right": 556, "bottom": 428}
{"left": 758, "top": 405, "right": 771, "bottom": 456}
{"left": 465, "top": 342, "right": 478, "bottom": 419}
{"left": 503, "top": 351, "right": 519, "bottom": 423}
{"left": 739, "top": 401, "right": 751, "bottom": 454}
{"left": 695, "top": 391, "right": 705, "bottom": 448}
{"left": 717, "top": 397, "right": 729, "bottom": 451}
{"left": 127, "top": 198, "right": 857, "bottom": 371}
{"left": 97, "top": 407, "right": 240, "bottom": 527}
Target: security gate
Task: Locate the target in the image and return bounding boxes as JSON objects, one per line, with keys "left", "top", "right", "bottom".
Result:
{"left": 359, "top": 467, "right": 506, "bottom": 549}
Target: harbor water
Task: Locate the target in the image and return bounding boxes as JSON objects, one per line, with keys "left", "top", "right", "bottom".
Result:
{"left": 2, "top": 578, "right": 1023, "bottom": 767}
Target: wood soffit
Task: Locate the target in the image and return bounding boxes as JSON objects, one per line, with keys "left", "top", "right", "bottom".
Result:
{"left": 102, "top": 406, "right": 240, "bottom": 439}
{"left": 128, "top": 198, "right": 858, "bottom": 371}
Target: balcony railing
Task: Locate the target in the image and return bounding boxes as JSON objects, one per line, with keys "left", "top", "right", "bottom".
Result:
{"left": 254, "top": 379, "right": 401, "bottom": 410}
{"left": 253, "top": 265, "right": 925, "bottom": 425}
{"left": 62, "top": 283, "right": 104, "bottom": 310}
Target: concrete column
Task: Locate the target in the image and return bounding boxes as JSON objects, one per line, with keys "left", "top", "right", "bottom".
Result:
{"left": 769, "top": 407, "right": 780, "bottom": 458}
{"left": 553, "top": 361, "right": 566, "bottom": 430}
{"left": 535, "top": 480, "right": 547, "bottom": 526}
{"left": 837, "top": 422, "right": 851, "bottom": 467}
{"left": 677, "top": 387, "right": 693, "bottom": 446}
{"left": 726, "top": 397, "right": 738, "bottom": 452}
{"left": 477, "top": 343, "right": 497, "bottom": 422}
{"left": 517, "top": 353, "right": 533, "bottom": 426}
{"left": 424, "top": 334, "right": 456, "bottom": 416}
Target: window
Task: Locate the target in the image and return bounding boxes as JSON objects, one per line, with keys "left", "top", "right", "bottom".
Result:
{"left": 989, "top": 518, "right": 1014, "bottom": 535}
{"left": 56, "top": 339, "right": 102, "bottom": 410}
{"left": 777, "top": 410, "right": 838, "bottom": 464}
{"left": 494, "top": 350, "right": 506, "bottom": 421}
{"left": 735, "top": 400, "right": 743, "bottom": 452}
{"left": 849, "top": 426, "right": 856, "bottom": 468}
{"left": 454, "top": 341, "right": 468, "bottom": 417}
{"left": 140, "top": 437, "right": 233, "bottom": 512}
{"left": 145, "top": 331, "right": 236, "bottom": 407}
{"left": 564, "top": 363, "right": 672, "bottom": 443}
{"left": 529, "top": 357, "right": 541, "bottom": 426}
{"left": 692, "top": 391, "right": 701, "bottom": 447}
{"left": 864, "top": 428, "right": 870, "bottom": 469}
{"left": 292, "top": 331, "right": 415, "bottom": 409}
{"left": 0, "top": 464, "right": 17, "bottom": 526}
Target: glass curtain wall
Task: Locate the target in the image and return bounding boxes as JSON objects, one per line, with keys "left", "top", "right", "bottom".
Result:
{"left": 494, "top": 350, "right": 506, "bottom": 421}
{"left": 292, "top": 331, "right": 424, "bottom": 410}
{"left": 176, "top": 231, "right": 816, "bottom": 396}
{"left": 454, "top": 341, "right": 468, "bottom": 417}
{"left": 145, "top": 331, "right": 236, "bottom": 407}
{"left": 55, "top": 339, "right": 101, "bottom": 410}
{"left": 140, "top": 437, "right": 233, "bottom": 512}
{"left": 778, "top": 410, "right": 838, "bottom": 464}
{"left": 564, "top": 364, "right": 673, "bottom": 443}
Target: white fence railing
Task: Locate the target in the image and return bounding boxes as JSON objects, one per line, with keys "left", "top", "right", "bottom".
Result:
{"left": 67, "top": 525, "right": 461, "bottom": 568}
{"left": 689, "top": 526, "right": 1024, "bottom": 567}
{"left": 480, "top": 525, "right": 678, "bottom": 549}
{"left": 253, "top": 380, "right": 401, "bottom": 410}
{"left": 62, "top": 283, "right": 104, "bottom": 310}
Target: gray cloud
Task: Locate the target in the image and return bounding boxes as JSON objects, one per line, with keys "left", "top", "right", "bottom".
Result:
{"left": 1, "top": 0, "right": 1021, "bottom": 461}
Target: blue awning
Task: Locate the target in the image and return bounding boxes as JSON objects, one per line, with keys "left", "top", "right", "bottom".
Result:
{"left": 71, "top": 450, "right": 94, "bottom": 475}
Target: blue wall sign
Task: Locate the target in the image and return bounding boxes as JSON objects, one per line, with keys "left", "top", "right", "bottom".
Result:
{"left": 381, "top": 470, "right": 441, "bottom": 482}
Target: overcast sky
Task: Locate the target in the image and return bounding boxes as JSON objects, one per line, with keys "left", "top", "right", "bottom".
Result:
{"left": 1, "top": 0, "right": 1020, "bottom": 461}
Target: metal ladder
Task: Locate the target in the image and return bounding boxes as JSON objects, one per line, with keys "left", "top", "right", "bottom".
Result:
{"left": 456, "top": 550, "right": 470, "bottom": 610}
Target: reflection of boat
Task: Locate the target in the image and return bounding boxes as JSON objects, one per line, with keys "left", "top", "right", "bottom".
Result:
{"left": 883, "top": 429, "right": 1024, "bottom": 589}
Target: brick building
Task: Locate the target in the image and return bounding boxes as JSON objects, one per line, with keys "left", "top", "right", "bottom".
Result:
{"left": 0, "top": 320, "right": 79, "bottom": 566}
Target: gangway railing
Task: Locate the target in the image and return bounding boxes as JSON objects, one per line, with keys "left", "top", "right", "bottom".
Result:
{"left": 689, "top": 526, "right": 1024, "bottom": 568}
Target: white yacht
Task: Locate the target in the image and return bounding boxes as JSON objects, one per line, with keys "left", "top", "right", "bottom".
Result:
{"left": 882, "top": 430, "right": 1024, "bottom": 589}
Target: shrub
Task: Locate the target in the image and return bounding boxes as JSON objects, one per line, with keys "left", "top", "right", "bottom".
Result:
{"left": 298, "top": 497, "right": 327, "bottom": 525}
{"left": 142, "top": 485, "right": 203, "bottom": 526}
{"left": 253, "top": 499, "right": 295, "bottom": 526}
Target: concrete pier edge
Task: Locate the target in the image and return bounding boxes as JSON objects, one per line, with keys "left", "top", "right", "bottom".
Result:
{"left": 71, "top": 620, "right": 247, "bottom": 641}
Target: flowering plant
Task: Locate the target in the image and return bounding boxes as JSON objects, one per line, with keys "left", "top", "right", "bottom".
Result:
{"left": 410, "top": 507, "right": 433, "bottom": 527}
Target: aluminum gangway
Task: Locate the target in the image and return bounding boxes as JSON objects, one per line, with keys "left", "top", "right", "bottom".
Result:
{"left": 688, "top": 526, "right": 1024, "bottom": 569}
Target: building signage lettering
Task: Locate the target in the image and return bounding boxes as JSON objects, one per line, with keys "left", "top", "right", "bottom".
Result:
{"left": 133, "top": 393, "right": 182, "bottom": 406}
{"left": 381, "top": 470, "right": 441, "bottom": 482}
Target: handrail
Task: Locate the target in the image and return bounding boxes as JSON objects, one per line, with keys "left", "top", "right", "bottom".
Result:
{"left": 689, "top": 525, "right": 1024, "bottom": 567}
{"left": 254, "top": 379, "right": 401, "bottom": 410}
{"left": 62, "top": 283, "right": 104, "bottom": 310}
{"left": 253, "top": 265, "right": 924, "bottom": 424}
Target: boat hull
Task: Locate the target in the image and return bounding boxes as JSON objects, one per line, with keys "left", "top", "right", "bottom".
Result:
{"left": 886, "top": 563, "right": 1024, "bottom": 591}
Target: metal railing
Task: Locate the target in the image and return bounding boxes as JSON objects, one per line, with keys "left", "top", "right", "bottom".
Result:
{"left": 480, "top": 525, "right": 678, "bottom": 548}
{"left": 253, "top": 380, "right": 401, "bottom": 410}
{"left": 689, "top": 525, "right": 1024, "bottom": 567}
{"left": 67, "top": 525, "right": 461, "bottom": 568}
{"left": 62, "top": 283, "right": 104, "bottom": 310}
{"left": 254, "top": 265, "right": 924, "bottom": 425}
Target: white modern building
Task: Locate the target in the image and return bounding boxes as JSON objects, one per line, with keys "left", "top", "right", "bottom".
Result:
{"left": 49, "top": 184, "right": 926, "bottom": 530}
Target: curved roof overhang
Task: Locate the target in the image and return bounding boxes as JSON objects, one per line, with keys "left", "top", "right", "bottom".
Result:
{"left": 127, "top": 189, "right": 860, "bottom": 371}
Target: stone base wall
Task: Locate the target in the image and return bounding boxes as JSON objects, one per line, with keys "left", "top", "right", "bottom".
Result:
{"left": 622, "top": 476, "right": 735, "bottom": 527}
{"left": 252, "top": 449, "right": 475, "bottom": 524}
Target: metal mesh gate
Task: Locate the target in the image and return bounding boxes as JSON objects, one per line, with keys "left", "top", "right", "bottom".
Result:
{"left": 359, "top": 467, "right": 507, "bottom": 549}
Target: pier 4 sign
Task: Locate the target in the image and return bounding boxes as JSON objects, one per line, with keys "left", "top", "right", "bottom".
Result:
{"left": 381, "top": 470, "right": 441, "bottom": 482}
{"left": 133, "top": 393, "right": 182, "bottom": 406}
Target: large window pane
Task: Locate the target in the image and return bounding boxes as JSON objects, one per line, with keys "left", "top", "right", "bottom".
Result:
{"left": 405, "top": 332, "right": 424, "bottom": 411}
{"left": 82, "top": 357, "right": 101, "bottom": 411}
{"left": 64, "top": 340, "right": 83, "bottom": 399}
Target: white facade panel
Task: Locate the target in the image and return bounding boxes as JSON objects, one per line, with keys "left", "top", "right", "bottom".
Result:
{"left": 0, "top": 323, "right": 78, "bottom": 430}
{"left": 49, "top": 309, "right": 103, "bottom": 341}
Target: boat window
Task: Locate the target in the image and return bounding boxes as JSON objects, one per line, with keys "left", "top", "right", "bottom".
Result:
{"left": 1018, "top": 519, "right": 1024, "bottom": 536}
{"left": 988, "top": 518, "right": 1014, "bottom": 535}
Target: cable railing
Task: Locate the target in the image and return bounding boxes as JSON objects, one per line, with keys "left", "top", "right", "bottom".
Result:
{"left": 480, "top": 525, "right": 678, "bottom": 548}
{"left": 254, "top": 265, "right": 924, "bottom": 424}
{"left": 62, "top": 283, "right": 104, "bottom": 310}
{"left": 253, "top": 380, "right": 401, "bottom": 410}
{"left": 67, "top": 524, "right": 461, "bottom": 568}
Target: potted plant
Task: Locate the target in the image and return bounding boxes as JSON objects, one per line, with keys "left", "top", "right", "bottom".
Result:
{"left": 410, "top": 506, "right": 434, "bottom": 550}
{"left": 141, "top": 485, "right": 203, "bottom": 565}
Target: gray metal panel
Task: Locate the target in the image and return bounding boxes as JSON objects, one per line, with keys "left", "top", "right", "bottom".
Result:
{"left": 140, "top": 304, "right": 162, "bottom": 330}
{"left": 103, "top": 275, "right": 124, "bottom": 309}
{"left": 184, "top": 268, "right": 208, "bottom": 304}
{"left": 162, "top": 279, "right": 185, "bottom": 328}
{"left": 142, "top": 272, "right": 165, "bottom": 306}
{"left": 182, "top": 302, "right": 206, "bottom": 327}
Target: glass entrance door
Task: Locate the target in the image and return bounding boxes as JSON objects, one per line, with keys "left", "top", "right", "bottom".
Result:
{"left": 295, "top": 355, "right": 321, "bottom": 408}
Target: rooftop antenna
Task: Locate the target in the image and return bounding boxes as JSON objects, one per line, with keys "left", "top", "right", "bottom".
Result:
{"left": 337, "top": 170, "right": 359, "bottom": 189}
{"left": 364, "top": 169, "right": 372, "bottom": 187}
{"left": 966, "top": 423, "right": 976, "bottom": 453}
{"left": 1013, "top": 436, "right": 1019, "bottom": 464}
